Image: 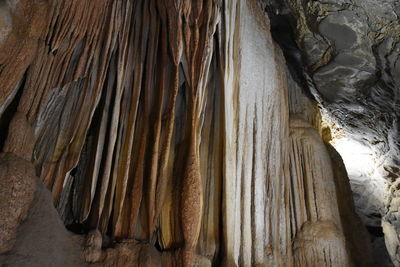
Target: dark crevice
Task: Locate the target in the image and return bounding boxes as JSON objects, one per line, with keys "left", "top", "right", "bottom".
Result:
{"left": 265, "top": 5, "right": 316, "bottom": 101}
{"left": 58, "top": 48, "right": 119, "bottom": 235}
{"left": 367, "top": 226, "right": 384, "bottom": 238}
{"left": 154, "top": 238, "right": 163, "bottom": 253}
{"left": 66, "top": 221, "right": 87, "bottom": 235}
{"left": 80, "top": 48, "right": 119, "bottom": 232}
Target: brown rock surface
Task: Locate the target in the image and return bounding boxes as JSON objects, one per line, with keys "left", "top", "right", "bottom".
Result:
{"left": 0, "top": 180, "right": 83, "bottom": 266}
{"left": 0, "top": 0, "right": 48, "bottom": 118}
{"left": 84, "top": 229, "right": 105, "bottom": 263}
{"left": 3, "top": 112, "right": 35, "bottom": 161}
{"left": 92, "top": 241, "right": 161, "bottom": 267}
{"left": 0, "top": 153, "right": 36, "bottom": 253}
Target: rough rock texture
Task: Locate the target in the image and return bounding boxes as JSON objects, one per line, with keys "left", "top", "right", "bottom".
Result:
{"left": 84, "top": 230, "right": 105, "bottom": 263}
{"left": 0, "top": 179, "right": 83, "bottom": 266}
{"left": 0, "top": 153, "right": 36, "bottom": 253}
{"left": 0, "top": 0, "right": 48, "bottom": 119}
{"left": 92, "top": 242, "right": 162, "bottom": 267}
{"left": 3, "top": 112, "right": 35, "bottom": 161}
{"left": 83, "top": 230, "right": 163, "bottom": 266}
{"left": 265, "top": 0, "right": 400, "bottom": 264}
{"left": 0, "top": 0, "right": 375, "bottom": 266}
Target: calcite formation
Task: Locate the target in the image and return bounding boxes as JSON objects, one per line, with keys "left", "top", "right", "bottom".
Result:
{"left": 0, "top": 0, "right": 380, "bottom": 266}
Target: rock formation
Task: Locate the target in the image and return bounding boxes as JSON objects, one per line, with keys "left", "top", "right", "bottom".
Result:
{"left": 265, "top": 0, "right": 400, "bottom": 264}
{"left": 0, "top": 0, "right": 395, "bottom": 266}
{"left": 0, "top": 153, "right": 36, "bottom": 253}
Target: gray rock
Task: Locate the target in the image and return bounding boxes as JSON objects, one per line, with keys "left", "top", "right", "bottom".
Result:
{"left": 265, "top": 0, "right": 400, "bottom": 264}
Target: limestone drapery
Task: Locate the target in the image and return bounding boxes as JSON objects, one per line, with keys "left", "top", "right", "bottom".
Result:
{"left": 0, "top": 0, "right": 372, "bottom": 266}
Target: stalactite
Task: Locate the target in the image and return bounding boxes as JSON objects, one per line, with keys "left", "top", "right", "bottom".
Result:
{"left": 0, "top": 0, "right": 374, "bottom": 266}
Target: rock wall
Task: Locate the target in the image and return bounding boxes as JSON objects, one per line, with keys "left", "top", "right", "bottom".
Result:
{"left": 266, "top": 0, "right": 400, "bottom": 264}
{"left": 0, "top": 0, "right": 372, "bottom": 266}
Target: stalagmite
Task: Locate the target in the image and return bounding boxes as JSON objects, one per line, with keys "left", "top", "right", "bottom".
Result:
{"left": 289, "top": 117, "right": 349, "bottom": 267}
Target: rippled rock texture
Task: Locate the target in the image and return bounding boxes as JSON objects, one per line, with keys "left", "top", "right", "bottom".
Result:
{"left": 0, "top": 0, "right": 374, "bottom": 266}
